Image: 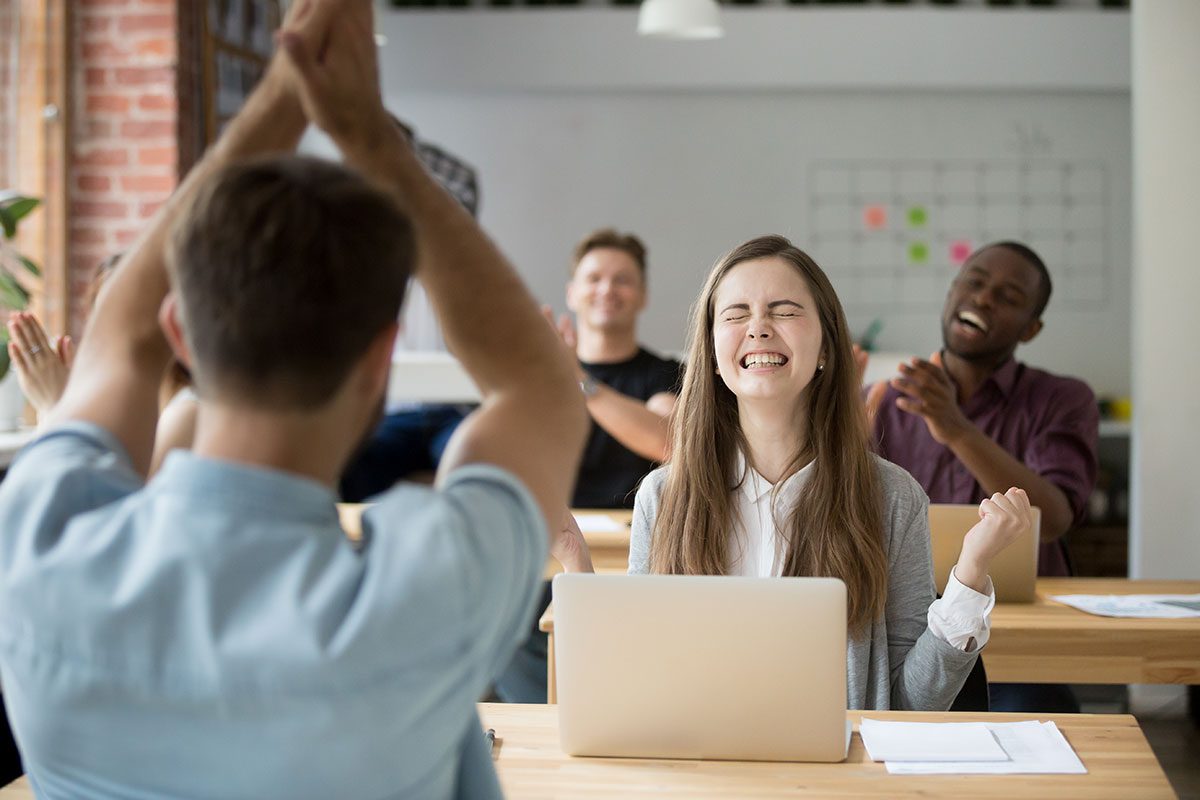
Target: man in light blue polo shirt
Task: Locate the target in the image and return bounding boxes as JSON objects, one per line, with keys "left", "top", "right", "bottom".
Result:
{"left": 0, "top": 1, "right": 588, "bottom": 797}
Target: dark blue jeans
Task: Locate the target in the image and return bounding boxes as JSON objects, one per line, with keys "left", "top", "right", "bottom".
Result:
{"left": 493, "top": 583, "right": 553, "bottom": 704}
{"left": 989, "top": 683, "right": 1080, "bottom": 713}
{"left": 339, "top": 405, "right": 468, "bottom": 502}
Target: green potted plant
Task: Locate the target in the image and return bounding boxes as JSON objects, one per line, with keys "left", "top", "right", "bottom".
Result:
{"left": 0, "top": 191, "right": 42, "bottom": 429}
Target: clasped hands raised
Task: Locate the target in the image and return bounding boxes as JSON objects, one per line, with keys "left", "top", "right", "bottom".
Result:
{"left": 269, "top": 0, "right": 398, "bottom": 161}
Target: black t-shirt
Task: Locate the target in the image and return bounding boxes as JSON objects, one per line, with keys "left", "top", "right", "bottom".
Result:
{"left": 573, "top": 347, "right": 683, "bottom": 509}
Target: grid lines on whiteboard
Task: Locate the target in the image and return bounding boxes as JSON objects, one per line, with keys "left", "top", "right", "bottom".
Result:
{"left": 806, "top": 159, "right": 1110, "bottom": 312}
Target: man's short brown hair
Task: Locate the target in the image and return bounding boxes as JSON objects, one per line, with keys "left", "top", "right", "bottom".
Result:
{"left": 168, "top": 155, "right": 415, "bottom": 409}
{"left": 572, "top": 228, "right": 647, "bottom": 278}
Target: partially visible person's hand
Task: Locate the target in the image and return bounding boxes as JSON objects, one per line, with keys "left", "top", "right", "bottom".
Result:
{"left": 891, "top": 351, "right": 973, "bottom": 445}
{"left": 852, "top": 344, "right": 869, "bottom": 385}
{"left": 852, "top": 345, "right": 888, "bottom": 431}
{"left": 57, "top": 333, "right": 76, "bottom": 371}
{"left": 863, "top": 380, "right": 887, "bottom": 431}
{"left": 955, "top": 487, "right": 1032, "bottom": 593}
{"left": 278, "top": 0, "right": 392, "bottom": 156}
{"left": 555, "top": 313, "right": 577, "bottom": 353}
{"left": 541, "top": 305, "right": 583, "bottom": 379}
{"left": 7, "top": 312, "right": 71, "bottom": 416}
{"left": 549, "top": 511, "right": 594, "bottom": 574}
{"left": 540, "top": 305, "right": 578, "bottom": 350}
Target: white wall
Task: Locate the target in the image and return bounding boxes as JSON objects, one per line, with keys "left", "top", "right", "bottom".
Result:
{"left": 1129, "top": 3, "right": 1200, "bottom": 579}
{"left": 376, "top": 9, "right": 1129, "bottom": 92}
{"left": 374, "top": 8, "right": 1134, "bottom": 394}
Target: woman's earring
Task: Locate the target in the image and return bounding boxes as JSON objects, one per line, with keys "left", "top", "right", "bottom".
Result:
{"left": 817, "top": 360, "right": 826, "bottom": 373}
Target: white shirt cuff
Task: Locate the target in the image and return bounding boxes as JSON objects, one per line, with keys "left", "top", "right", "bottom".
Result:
{"left": 927, "top": 567, "right": 996, "bottom": 652}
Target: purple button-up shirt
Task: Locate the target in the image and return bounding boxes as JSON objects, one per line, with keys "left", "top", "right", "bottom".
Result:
{"left": 873, "top": 357, "right": 1099, "bottom": 577}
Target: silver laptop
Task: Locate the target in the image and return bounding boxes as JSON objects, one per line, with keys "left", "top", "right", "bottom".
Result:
{"left": 552, "top": 573, "right": 849, "bottom": 762}
{"left": 929, "top": 504, "right": 1041, "bottom": 603}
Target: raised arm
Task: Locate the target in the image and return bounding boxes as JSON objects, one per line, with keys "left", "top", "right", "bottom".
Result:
{"left": 891, "top": 353, "right": 1080, "bottom": 541}
{"left": 43, "top": 3, "right": 317, "bottom": 474}
{"left": 544, "top": 309, "right": 676, "bottom": 462}
{"left": 584, "top": 387, "right": 676, "bottom": 462}
{"left": 279, "top": 2, "right": 588, "bottom": 536}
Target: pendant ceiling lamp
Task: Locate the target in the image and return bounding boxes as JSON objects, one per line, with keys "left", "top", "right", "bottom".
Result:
{"left": 637, "top": 0, "right": 724, "bottom": 40}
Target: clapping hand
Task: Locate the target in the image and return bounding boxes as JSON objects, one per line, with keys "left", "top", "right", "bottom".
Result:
{"left": 853, "top": 344, "right": 888, "bottom": 431}
{"left": 891, "top": 352, "right": 973, "bottom": 445}
{"left": 541, "top": 305, "right": 584, "bottom": 379}
{"left": 277, "top": 0, "right": 392, "bottom": 156}
{"left": 7, "top": 312, "right": 74, "bottom": 417}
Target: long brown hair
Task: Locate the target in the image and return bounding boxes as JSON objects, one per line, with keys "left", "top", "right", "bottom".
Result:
{"left": 649, "top": 235, "right": 888, "bottom": 634}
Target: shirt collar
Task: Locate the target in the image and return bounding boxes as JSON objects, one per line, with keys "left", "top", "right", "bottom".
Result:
{"left": 983, "top": 356, "right": 1021, "bottom": 399}
{"left": 150, "top": 450, "right": 341, "bottom": 526}
{"left": 734, "top": 450, "right": 814, "bottom": 507}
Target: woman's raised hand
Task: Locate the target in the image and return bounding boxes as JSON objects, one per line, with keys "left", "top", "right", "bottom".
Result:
{"left": 954, "top": 487, "right": 1033, "bottom": 593}
{"left": 550, "top": 511, "right": 595, "bottom": 574}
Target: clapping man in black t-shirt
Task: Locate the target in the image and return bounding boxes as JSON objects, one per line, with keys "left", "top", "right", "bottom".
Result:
{"left": 546, "top": 228, "right": 682, "bottom": 509}
{"left": 496, "top": 230, "right": 681, "bottom": 703}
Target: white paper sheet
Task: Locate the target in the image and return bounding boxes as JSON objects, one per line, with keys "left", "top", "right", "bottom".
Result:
{"left": 885, "top": 721, "right": 1087, "bottom": 775}
{"left": 572, "top": 513, "right": 628, "bottom": 534}
{"left": 1051, "top": 593, "right": 1200, "bottom": 618}
{"left": 859, "top": 719, "right": 1008, "bottom": 762}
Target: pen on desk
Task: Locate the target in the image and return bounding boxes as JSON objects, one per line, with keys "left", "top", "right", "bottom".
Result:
{"left": 485, "top": 728, "right": 495, "bottom": 754}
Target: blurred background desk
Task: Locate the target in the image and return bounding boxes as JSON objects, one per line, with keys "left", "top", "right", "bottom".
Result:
{"left": 987, "top": 578, "right": 1200, "bottom": 685}
{"left": 338, "top": 504, "right": 632, "bottom": 580}
{"left": 539, "top": 577, "right": 1200, "bottom": 703}
{"left": 387, "top": 352, "right": 478, "bottom": 405}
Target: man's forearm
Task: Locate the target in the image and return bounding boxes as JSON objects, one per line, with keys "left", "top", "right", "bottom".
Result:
{"left": 72, "top": 62, "right": 305, "bottom": 371}
{"left": 48, "top": 58, "right": 308, "bottom": 471}
{"left": 344, "top": 137, "right": 578, "bottom": 402}
{"left": 948, "top": 427, "right": 1075, "bottom": 541}
{"left": 586, "top": 387, "right": 671, "bottom": 462}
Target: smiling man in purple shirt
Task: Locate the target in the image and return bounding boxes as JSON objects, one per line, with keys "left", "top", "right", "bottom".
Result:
{"left": 868, "top": 241, "right": 1099, "bottom": 713}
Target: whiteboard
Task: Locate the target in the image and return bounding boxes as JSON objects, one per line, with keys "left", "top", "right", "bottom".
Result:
{"left": 376, "top": 89, "right": 1131, "bottom": 395}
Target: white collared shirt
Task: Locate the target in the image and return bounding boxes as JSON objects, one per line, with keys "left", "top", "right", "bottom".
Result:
{"left": 729, "top": 454, "right": 995, "bottom": 651}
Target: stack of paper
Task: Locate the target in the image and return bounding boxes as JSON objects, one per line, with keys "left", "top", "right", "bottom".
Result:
{"left": 860, "top": 718, "right": 1087, "bottom": 775}
{"left": 1051, "top": 593, "right": 1200, "bottom": 618}
{"left": 572, "top": 513, "right": 628, "bottom": 534}
{"left": 860, "top": 720, "right": 1007, "bottom": 762}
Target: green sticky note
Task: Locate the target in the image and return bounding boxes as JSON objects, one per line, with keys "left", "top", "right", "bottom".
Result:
{"left": 908, "top": 242, "right": 929, "bottom": 264}
{"left": 907, "top": 206, "right": 927, "bottom": 228}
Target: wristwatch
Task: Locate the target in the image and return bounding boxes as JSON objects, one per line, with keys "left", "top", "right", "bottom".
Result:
{"left": 580, "top": 375, "right": 601, "bottom": 398}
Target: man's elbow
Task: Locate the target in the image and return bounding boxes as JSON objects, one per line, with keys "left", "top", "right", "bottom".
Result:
{"left": 650, "top": 434, "right": 670, "bottom": 464}
{"left": 1039, "top": 507, "right": 1076, "bottom": 543}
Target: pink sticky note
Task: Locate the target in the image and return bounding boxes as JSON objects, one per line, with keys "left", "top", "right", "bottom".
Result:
{"left": 949, "top": 240, "right": 973, "bottom": 264}
{"left": 863, "top": 205, "right": 887, "bottom": 230}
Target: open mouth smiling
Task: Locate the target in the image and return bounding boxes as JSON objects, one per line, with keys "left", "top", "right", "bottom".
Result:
{"left": 956, "top": 310, "right": 990, "bottom": 334}
{"left": 740, "top": 352, "right": 788, "bottom": 369}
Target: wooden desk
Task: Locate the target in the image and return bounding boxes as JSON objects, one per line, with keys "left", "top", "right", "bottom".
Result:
{"left": 0, "top": 703, "right": 1172, "bottom": 798}
{"left": 540, "top": 577, "right": 1200, "bottom": 702}
{"left": 987, "top": 577, "right": 1200, "bottom": 684}
{"left": 338, "top": 503, "right": 632, "bottom": 579}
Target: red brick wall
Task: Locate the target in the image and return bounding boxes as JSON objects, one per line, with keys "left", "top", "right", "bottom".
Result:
{"left": 0, "top": 6, "right": 13, "bottom": 190}
{"left": 70, "top": 0, "right": 178, "bottom": 337}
